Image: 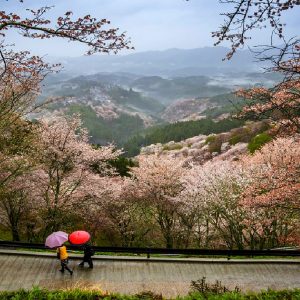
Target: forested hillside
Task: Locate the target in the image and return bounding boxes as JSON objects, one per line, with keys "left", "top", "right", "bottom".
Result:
{"left": 67, "top": 104, "right": 145, "bottom": 145}
{"left": 41, "top": 76, "right": 248, "bottom": 148}
{"left": 123, "top": 118, "right": 244, "bottom": 156}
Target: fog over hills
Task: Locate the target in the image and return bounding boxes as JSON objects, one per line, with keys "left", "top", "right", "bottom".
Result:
{"left": 49, "top": 47, "right": 263, "bottom": 77}
{"left": 39, "top": 46, "right": 281, "bottom": 148}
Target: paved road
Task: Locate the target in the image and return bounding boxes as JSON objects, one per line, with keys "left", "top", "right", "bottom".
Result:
{"left": 0, "top": 251, "right": 300, "bottom": 297}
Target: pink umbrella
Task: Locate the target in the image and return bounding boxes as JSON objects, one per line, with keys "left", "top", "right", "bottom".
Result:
{"left": 45, "top": 231, "right": 68, "bottom": 248}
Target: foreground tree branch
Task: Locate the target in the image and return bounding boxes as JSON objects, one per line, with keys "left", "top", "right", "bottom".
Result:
{"left": 0, "top": 6, "right": 132, "bottom": 55}
{"left": 213, "top": 0, "right": 300, "bottom": 133}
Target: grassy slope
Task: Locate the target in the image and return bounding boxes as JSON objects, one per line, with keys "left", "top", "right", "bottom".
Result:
{"left": 1, "top": 288, "right": 300, "bottom": 300}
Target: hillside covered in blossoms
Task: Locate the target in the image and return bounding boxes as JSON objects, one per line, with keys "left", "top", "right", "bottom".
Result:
{"left": 0, "top": 0, "right": 299, "bottom": 253}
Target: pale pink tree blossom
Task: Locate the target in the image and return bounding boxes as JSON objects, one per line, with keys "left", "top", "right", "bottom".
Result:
{"left": 131, "top": 155, "right": 186, "bottom": 248}
{"left": 178, "top": 161, "right": 249, "bottom": 249}
{"left": 31, "top": 116, "right": 121, "bottom": 237}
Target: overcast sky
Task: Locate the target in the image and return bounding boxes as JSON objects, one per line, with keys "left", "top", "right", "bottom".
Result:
{"left": 3, "top": 0, "right": 300, "bottom": 57}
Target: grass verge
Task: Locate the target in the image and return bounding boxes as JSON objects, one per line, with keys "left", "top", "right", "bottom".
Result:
{"left": 1, "top": 287, "right": 300, "bottom": 300}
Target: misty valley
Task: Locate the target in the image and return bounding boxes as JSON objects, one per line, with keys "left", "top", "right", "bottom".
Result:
{"left": 36, "top": 47, "right": 281, "bottom": 157}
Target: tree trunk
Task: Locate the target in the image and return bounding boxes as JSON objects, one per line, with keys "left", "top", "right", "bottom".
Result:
{"left": 11, "top": 227, "right": 20, "bottom": 241}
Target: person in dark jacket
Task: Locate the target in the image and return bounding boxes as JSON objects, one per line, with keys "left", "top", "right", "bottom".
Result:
{"left": 78, "top": 243, "right": 94, "bottom": 268}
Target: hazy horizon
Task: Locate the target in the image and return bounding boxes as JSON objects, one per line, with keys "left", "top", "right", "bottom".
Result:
{"left": 4, "top": 0, "right": 300, "bottom": 57}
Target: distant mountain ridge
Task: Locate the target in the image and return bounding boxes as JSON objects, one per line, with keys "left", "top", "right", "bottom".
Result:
{"left": 48, "top": 47, "right": 262, "bottom": 77}
{"left": 43, "top": 69, "right": 279, "bottom": 107}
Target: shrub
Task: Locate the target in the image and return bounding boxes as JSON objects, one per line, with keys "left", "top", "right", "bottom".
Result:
{"left": 229, "top": 127, "right": 251, "bottom": 145}
{"left": 163, "top": 143, "right": 183, "bottom": 151}
{"left": 229, "top": 134, "right": 242, "bottom": 145}
{"left": 206, "top": 135, "right": 223, "bottom": 153}
{"left": 205, "top": 135, "right": 216, "bottom": 145}
{"left": 229, "top": 121, "right": 271, "bottom": 147}
{"left": 134, "top": 291, "right": 163, "bottom": 300}
{"left": 248, "top": 132, "right": 272, "bottom": 154}
{"left": 190, "top": 277, "right": 240, "bottom": 296}
{"left": 208, "top": 140, "right": 222, "bottom": 153}
{"left": 248, "top": 120, "right": 270, "bottom": 136}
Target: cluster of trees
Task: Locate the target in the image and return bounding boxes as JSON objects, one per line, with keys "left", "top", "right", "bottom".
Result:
{"left": 0, "top": 116, "right": 122, "bottom": 241}
{"left": 1, "top": 130, "right": 299, "bottom": 249}
{"left": 65, "top": 105, "right": 244, "bottom": 157}
{"left": 108, "top": 138, "right": 300, "bottom": 249}
{"left": 0, "top": 1, "right": 131, "bottom": 240}
{"left": 0, "top": 0, "right": 299, "bottom": 251}
{"left": 123, "top": 118, "right": 244, "bottom": 157}
{"left": 107, "top": 87, "right": 164, "bottom": 113}
{"left": 67, "top": 104, "right": 145, "bottom": 146}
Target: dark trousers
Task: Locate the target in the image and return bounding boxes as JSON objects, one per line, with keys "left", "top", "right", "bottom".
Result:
{"left": 60, "top": 259, "right": 72, "bottom": 274}
{"left": 79, "top": 256, "right": 93, "bottom": 268}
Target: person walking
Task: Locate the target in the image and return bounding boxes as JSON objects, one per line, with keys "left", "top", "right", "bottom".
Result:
{"left": 78, "top": 243, "right": 94, "bottom": 268}
{"left": 57, "top": 244, "right": 73, "bottom": 275}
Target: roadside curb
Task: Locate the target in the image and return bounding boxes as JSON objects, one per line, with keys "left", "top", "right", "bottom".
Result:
{"left": 1, "top": 249, "right": 300, "bottom": 264}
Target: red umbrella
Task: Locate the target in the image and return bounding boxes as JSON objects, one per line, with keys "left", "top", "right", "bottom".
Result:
{"left": 69, "top": 230, "right": 90, "bottom": 245}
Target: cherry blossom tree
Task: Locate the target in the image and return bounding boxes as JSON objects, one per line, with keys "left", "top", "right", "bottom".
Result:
{"left": 0, "top": 118, "right": 39, "bottom": 184}
{"left": 0, "top": 1, "right": 131, "bottom": 126}
{"left": 242, "top": 136, "right": 300, "bottom": 210}
{"left": 241, "top": 205, "right": 297, "bottom": 249}
{"left": 240, "top": 137, "right": 300, "bottom": 247}
{"left": 212, "top": 1, "right": 300, "bottom": 244}
{"left": 0, "top": 0, "right": 131, "bottom": 168}
{"left": 236, "top": 82, "right": 300, "bottom": 133}
{"left": 176, "top": 163, "right": 215, "bottom": 248}
{"left": 0, "top": 1, "right": 132, "bottom": 240}
{"left": 177, "top": 156, "right": 296, "bottom": 250}
{"left": 0, "top": 118, "right": 41, "bottom": 240}
{"left": 179, "top": 161, "right": 249, "bottom": 249}
{"left": 70, "top": 175, "right": 121, "bottom": 244}
{"left": 131, "top": 155, "right": 186, "bottom": 248}
{"left": 83, "top": 177, "right": 154, "bottom": 247}
{"left": 212, "top": 0, "right": 300, "bottom": 59}
{"left": 30, "top": 116, "right": 121, "bottom": 238}
{"left": 0, "top": 172, "right": 39, "bottom": 241}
